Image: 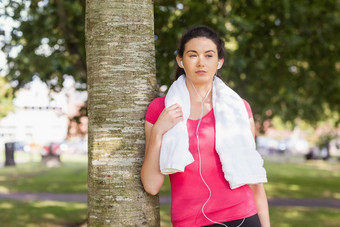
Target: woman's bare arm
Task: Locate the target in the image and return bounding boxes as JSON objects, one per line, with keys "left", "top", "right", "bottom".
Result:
{"left": 249, "top": 183, "right": 270, "bottom": 227}
{"left": 249, "top": 117, "right": 271, "bottom": 226}
{"left": 140, "top": 121, "right": 165, "bottom": 195}
{"left": 141, "top": 104, "right": 183, "bottom": 195}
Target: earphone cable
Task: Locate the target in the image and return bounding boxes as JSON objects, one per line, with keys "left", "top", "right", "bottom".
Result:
{"left": 191, "top": 78, "right": 244, "bottom": 227}
{"left": 190, "top": 79, "right": 227, "bottom": 227}
{"left": 196, "top": 100, "right": 228, "bottom": 227}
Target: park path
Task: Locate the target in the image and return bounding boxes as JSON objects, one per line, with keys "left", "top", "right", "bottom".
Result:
{"left": 0, "top": 192, "right": 340, "bottom": 209}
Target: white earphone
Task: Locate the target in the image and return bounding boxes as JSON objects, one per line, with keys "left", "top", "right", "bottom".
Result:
{"left": 180, "top": 61, "right": 221, "bottom": 69}
{"left": 181, "top": 58, "right": 231, "bottom": 227}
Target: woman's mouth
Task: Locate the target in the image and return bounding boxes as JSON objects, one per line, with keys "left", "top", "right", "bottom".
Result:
{"left": 195, "top": 70, "right": 207, "bottom": 74}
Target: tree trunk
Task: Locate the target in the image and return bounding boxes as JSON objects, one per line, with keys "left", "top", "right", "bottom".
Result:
{"left": 86, "top": 0, "right": 159, "bottom": 226}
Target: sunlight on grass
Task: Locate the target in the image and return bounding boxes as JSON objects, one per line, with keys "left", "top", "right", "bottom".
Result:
{"left": 42, "top": 213, "right": 56, "bottom": 220}
{"left": 287, "top": 184, "right": 300, "bottom": 191}
{"left": 160, "top": 205, "right": 340, "bottom": 227}
{"left": 323, "top": 190, "right": 332, "bottom": 197}
{"left": 284, "top": 209, "right": 300, "bottom": 218}
{"left": 160, "top": 160, "right": 340, "bottom": 200}
{"left": 0, "top": 157, "right": 88, "bottom": 226}
{"left": 270, "top": 206, "right": 340, "bottom": 227}
{"left": 0, "top": 185, "right": 10, "bottom": 193}
{"left": 0, "top": 157, "right": 339, "bottom": 226}
{"left": 159, "top": 160, "right": 340, "bottom": 226}
{"left": 0, "top": 202, "right": 14, "bottom": 209}
{"left": 263, "top": 160, "right": 340, "bottom": 199}
{"left": 0, "top": 199, "right": 87, "bottom": 227}
{"left": 31, "top": 200, "right": 87, "bottom": 209}
{"left": 304, "top": 160, "right": 340, "bottom": 171}
{"left": 0, "top": 161, "right": 87, "bottom": 193}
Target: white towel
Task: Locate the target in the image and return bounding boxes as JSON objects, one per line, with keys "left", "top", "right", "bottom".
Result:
{"left": 160, "top": 75, "right": 267, "bottom": 189}
{"left": 159, "top": 75, "right": 194, "bottom": 174}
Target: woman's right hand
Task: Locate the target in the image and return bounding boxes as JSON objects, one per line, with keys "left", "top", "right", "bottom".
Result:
{"left": 141, "top": 103, "right": 183, "bottom": 195}
{"left": 153, "top": 103, "right": 183, "bottom": 135}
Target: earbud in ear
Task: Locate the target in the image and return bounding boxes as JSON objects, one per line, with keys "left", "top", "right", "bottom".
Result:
{"left": 180, "top": 61, "right": 184, "bottom": 68}
{"left": 217, "top": 62, "right": 221, "bottom": 69}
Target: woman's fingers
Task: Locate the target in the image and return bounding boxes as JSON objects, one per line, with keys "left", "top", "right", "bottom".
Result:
{"left": 167, "top": 105, "right": 183, "bottom": 121}
{"left": 167, "top": 104, "right": 180, "bottom": 110}
{"left": 167, "top": 104, "right": 183, "bottom": 116}
{"left": 154, "top": 104, "right": 184, "bottom": 134}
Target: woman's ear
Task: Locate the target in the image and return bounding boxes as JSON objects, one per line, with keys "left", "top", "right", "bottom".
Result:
{"left": 176, "top": 55, "right": 183, "bottom": 68}
{"left": 217, "top": 59, "right": 224, "bottom": 69}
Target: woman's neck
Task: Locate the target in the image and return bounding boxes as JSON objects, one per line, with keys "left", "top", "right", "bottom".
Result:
{"left": 185, "top": 78, "right": 213, "bottom": 103}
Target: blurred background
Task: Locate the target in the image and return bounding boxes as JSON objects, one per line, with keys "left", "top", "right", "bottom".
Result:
{"left": 0, "top": 0, "right": 339, "bottom": 226}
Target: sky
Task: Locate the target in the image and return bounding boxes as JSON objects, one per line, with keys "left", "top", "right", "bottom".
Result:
{"left": 0, "top": 16, "right": 9, "bottom": 72}
{"left": 0, "top": 14, "right": 11, "bottom": 73}
{"left": 0, "top": 0, "right": 21, "bottom": 73}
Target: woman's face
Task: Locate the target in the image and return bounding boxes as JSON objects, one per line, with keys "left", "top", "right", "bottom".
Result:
{"left": 176, "top": 37, "right": 223, "bottom": 85}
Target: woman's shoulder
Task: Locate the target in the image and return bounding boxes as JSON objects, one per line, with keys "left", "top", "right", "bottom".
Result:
{"left": 241, "top": 99, "right": 253, "bottom": 119}
{"left": 150, "top": 96, "right": 165, "bottom": 106}
{"left": 145, "top": 96, "right": 165, "bottom": 124}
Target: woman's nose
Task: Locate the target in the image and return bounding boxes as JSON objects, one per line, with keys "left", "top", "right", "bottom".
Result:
{"left": 197, "top": 55, "right": 205, "bottom": 67}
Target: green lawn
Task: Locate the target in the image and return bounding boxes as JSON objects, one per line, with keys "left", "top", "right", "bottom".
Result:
{"left": 160, "top": 204, "right": 340, "bottom": 227}
{"left": 0, "top": 161, "right": 87, "bottom": 193}
{"left": 0, "top": 199, "right": 87, "bottom": 227}
{"left": 160, "top": 159, "right": 340, "bottom": 200}
{"left": 264, "top": 160, "right": 340, "bottom": 199}
{"left": 0, "top": 157, "right": 339, "bottom": 226}
{"left": 159, "top": 159, "right": 340, "bottom": 226}
{"left": 0, "top": 158, "right": 88, "bottom": 226}
{"left": 269, "top": 206, "right": 340, "bottom": 227}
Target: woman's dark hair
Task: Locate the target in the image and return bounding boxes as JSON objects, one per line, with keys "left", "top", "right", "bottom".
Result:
{"left": 175, "top": 26, "right": 225, "bottom": 79}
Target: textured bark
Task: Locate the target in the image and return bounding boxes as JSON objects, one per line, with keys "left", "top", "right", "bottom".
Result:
{"left": 86, "top": 0, "right": 159, "bottom": 226}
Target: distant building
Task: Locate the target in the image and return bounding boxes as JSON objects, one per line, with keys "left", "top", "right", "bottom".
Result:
{"left": 0, "top": 77, "right": 87, "bottom": 150}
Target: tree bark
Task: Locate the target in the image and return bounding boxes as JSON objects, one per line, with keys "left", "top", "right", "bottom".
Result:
{"left": 86, "top": 0, "right": 159, "bottom": 226}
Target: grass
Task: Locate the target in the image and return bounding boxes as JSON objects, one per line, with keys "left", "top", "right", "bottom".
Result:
{"left": 160, "top": 159, "right": 340, "bottom": 199}
{"left": 269, "top": 206, "right": 340, "bottom": 227}
{"left": 0, "top": 199, "right": 87, "bottom": 227}
{"left": 0, "top": 161, "right": 87, "bottom": 193}
{"left": 160, "top": 205, "right": 171, "bottom": 227}
{"left": 159, "top": 205, "right": 340, "bottom": 227}
{"left": 264, "top": 159, "right": 340, "bottom": 199}
{"left": 0, "top": 156, "right": 88, "bottom": 227}
{"left": 1, "top": 155, "right": 339, "bottom": 226}
{"left": 0, "top": 149, "right": 88, "bottom": 164}
{"left": 159, "top": 159, "right": 340, "bottom": 226}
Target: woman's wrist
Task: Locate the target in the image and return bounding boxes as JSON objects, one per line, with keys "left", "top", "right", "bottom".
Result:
{"left": 151, "top": 123, "right": 165, "bottom": 137}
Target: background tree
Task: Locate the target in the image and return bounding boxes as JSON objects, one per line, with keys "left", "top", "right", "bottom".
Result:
{"left": 2, "top": 0, "right": 340, "bottom": 127}
{"left": 0, "top": 76, "right": 14, "bottom": 119}
{"left": 154, "top": 0, "right": 340, "bottom": 128}
{"left": 154, "top": 0, "right": 229, "bottom": 85}
{"left": 86, "top": 0, "right": 159, "bottom": 226}
{"left": 227, "top": 0, "right": 340, "bottom": 127}
{"left": 1, "top": 0, "right": 85, "bottom": 91}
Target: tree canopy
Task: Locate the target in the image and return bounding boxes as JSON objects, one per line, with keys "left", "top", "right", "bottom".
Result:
{"left": 1, "top": 0, "right": 85, "bottom": 92}
{"left": 0, "top": 76, "right": 14, "bottom": 119}
{"left": 1, "top": 0, "right": 339, "bottom": 126}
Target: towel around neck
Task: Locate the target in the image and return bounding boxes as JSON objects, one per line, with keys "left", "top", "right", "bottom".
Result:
{"left": 160, "top": 75, "right": 267, "bottom": 189}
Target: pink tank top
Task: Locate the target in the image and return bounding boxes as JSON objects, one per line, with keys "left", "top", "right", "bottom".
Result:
{"left": 145, "top": 97, "right": 257, "bottom": 227}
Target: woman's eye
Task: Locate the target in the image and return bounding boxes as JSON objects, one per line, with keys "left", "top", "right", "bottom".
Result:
{"left": 189, "top": 55, "right": 197, "bottom": 58}
{"left": 206, "top": 55, "right": 213, "bottom": 58}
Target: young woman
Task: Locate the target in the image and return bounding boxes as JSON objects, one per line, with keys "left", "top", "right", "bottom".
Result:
{"left": 141, "top": 26, "right": 270, "bottom": 227}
